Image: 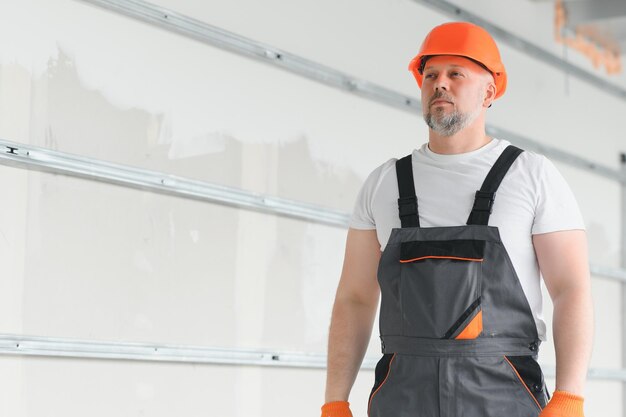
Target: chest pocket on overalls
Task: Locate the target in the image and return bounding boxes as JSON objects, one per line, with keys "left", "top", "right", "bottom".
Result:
{"left": 399, "top": 238, "right": 485, "bottom": 339}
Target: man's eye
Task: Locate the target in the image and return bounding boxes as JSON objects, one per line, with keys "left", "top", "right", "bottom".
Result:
{"left": 424, "top": 73, "right": 435, "bottom": 78}
{"left": 451, "top": 72, "right": 462, "bottom": 77}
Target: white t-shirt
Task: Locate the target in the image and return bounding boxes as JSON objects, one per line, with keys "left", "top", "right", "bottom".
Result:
{"left": 349, "top": 137, "right": 586, "bottom": 342}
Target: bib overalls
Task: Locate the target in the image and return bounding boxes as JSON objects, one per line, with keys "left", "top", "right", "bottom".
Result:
{"left": 368, "top": 145, "right": 551, "bottom": 417}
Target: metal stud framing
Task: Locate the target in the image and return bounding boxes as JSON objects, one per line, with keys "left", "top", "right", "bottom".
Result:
{"left": 1, "top": 333, "right": 626, "bottom": 382}
{"left": 0, "top": 0, "right": 622, "bottom": 385}
{"left": 1, "top": 138, "right": 625, "bottom": 378}
{"left": 622, "top": 153, "right": 626, "bottom": 412}
{"left": 0, "top": 140, "right": 350, "bottom": 227}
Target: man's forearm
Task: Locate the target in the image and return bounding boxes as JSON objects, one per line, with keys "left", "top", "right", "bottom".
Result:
{"left": 551, "top": 287, "right": 594, "bottom": 396}
{"left": 325, "top": 297, "right": 378, "bottom": 403}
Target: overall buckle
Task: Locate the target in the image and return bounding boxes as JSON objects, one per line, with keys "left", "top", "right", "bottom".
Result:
{"left": 472, "top": 191, "right": 496, "bottom": 213}
{"left": 398, "top": 196, "right": 418, "bottom": 218}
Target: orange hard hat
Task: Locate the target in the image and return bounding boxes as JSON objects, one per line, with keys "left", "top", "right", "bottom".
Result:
{"left": 408, "top": 22, "right": 507, "bottom": 99}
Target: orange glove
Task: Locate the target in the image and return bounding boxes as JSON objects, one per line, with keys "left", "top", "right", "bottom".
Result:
{"left": 539, "top": 390, "right": 585, "bottom": 417}
{"left": 320, "top": 401, "right": 353, "bottom": 417}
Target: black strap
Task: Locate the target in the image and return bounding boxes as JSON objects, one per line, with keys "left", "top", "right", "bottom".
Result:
{"left": 395, "top": 154, "right": 419, "bottom": 228}
{"left": 466, "top": 145, "right": 524, "bottom": 225}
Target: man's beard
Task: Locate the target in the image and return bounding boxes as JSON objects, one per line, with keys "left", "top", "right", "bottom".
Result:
{"left": 423, "top": 95, "right": 483, "bottom": 137}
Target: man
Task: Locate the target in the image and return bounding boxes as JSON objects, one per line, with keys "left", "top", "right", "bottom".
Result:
{"left": 320, "top": 22, "right": 593, "bottom": 417}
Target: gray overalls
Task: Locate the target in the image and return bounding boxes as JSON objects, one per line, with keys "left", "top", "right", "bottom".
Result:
{"left": 368, "top": 145, "right": 551, "bottom": 417}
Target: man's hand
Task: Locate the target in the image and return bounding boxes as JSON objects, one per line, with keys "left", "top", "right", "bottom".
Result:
{"left": 539, "top": 390, "right": 584, "bottom": 417}
{"left": 320, "top": 401, "right": 353, "bottom": 417}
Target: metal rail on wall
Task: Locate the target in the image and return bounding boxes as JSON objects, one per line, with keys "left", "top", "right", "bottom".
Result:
{"left": 75, "top": 0, "right": 626, "bottom": 101}
{"left": 0, "top": 0, "right": 622, "bottom": 383}
{"left": 2, "top": 139, "right": 625, "bottom": 376}
{"left": 0, "top": 333, "right": 625, "bottom": 382}
{"left": 0, "top": 140, "right": 350, "bottom": 227}
{"left": 622, "top": 155, "right": 626, "bottom": 406}
{"left": 71, "top": 0, "right": 626, "bottom": 183}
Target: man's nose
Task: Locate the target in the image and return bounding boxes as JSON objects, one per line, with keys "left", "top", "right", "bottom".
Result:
{"left": 433, "top": 75, "right": 449, "bottom": 91}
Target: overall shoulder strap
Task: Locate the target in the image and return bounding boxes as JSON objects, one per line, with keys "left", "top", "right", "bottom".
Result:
{"left": 395, "top": 154, "right": 420, "bottom": 228}
{"left": 466, "top": 144, "right": 524, "bottom": 226}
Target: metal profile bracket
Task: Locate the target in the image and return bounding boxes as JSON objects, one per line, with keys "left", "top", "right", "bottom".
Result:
{"left": 621, "top": 152, "right": 626, "bottom": 416}
{"left": 75, "top": 0, "right": 420, "bottom": 114}
{"left": 1, "top": 333, "right": 626, "bottom": 381}
{"left": 0, "top": 139, "right": 349, "bottom": 227}
{"left": 0, "top": 333, "right": 329, "bottom": 368}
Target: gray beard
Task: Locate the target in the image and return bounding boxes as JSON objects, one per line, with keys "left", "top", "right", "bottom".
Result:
{"left": 423, "top": 104, "right": 482, "bottom": 137}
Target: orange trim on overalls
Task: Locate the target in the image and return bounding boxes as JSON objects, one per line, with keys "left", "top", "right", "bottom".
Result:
{"left": 503, "top": 356, "right": 543, "bottom": 411}
{"left": 399, "top": 255, "right": 484, "bottom": 263}
{"left": 368, "top": 353, "right": 397, "bottom": 417}
{"left": 455, "top": 309, "right": 483, "bottom": 339}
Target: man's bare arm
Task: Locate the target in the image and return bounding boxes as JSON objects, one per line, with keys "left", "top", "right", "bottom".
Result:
{"left": 324, "top": 227, "right": 381, "bottom": 403}
{"left": 533, "top": 229, "right": 594, "bottom": 396}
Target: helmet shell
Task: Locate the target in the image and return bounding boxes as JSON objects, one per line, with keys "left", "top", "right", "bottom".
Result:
{"left": 408, "top": 22, "right": 507, "bottom": 99}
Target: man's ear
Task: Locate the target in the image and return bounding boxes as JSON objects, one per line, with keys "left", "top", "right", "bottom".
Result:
{"left": 484, "top": 81, "right": 497, "bottom": 108}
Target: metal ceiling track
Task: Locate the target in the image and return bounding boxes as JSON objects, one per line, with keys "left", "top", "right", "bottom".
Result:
{"left": 622, "top": 155, "right": 626, "bottom": 417}
{"left": 71, "top": 0, "right": 626, "bottom": 184}
{"left": 3, "top": 138, "right": 626, "bottom": 283}
{"left": 0, "top": 139, "right": 349, "bottom": 227}
{"left": 1, "top": 333, "right": 625, "bottom": 382}
{"left": 75, "top": 0, "right": 420, "bottom": 112}
{"left": 411, "top": 0, "right": 626, "bottom": 101}
{"left": 76, "top": 0, "right": 626, "bottom": 102}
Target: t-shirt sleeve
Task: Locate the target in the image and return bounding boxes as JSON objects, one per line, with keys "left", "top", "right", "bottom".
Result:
{"left": 348, "top": 161, "right": 390, "bottom": 230}
{"left": 531, "top": 155, "right": 586, "bottom": 235}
